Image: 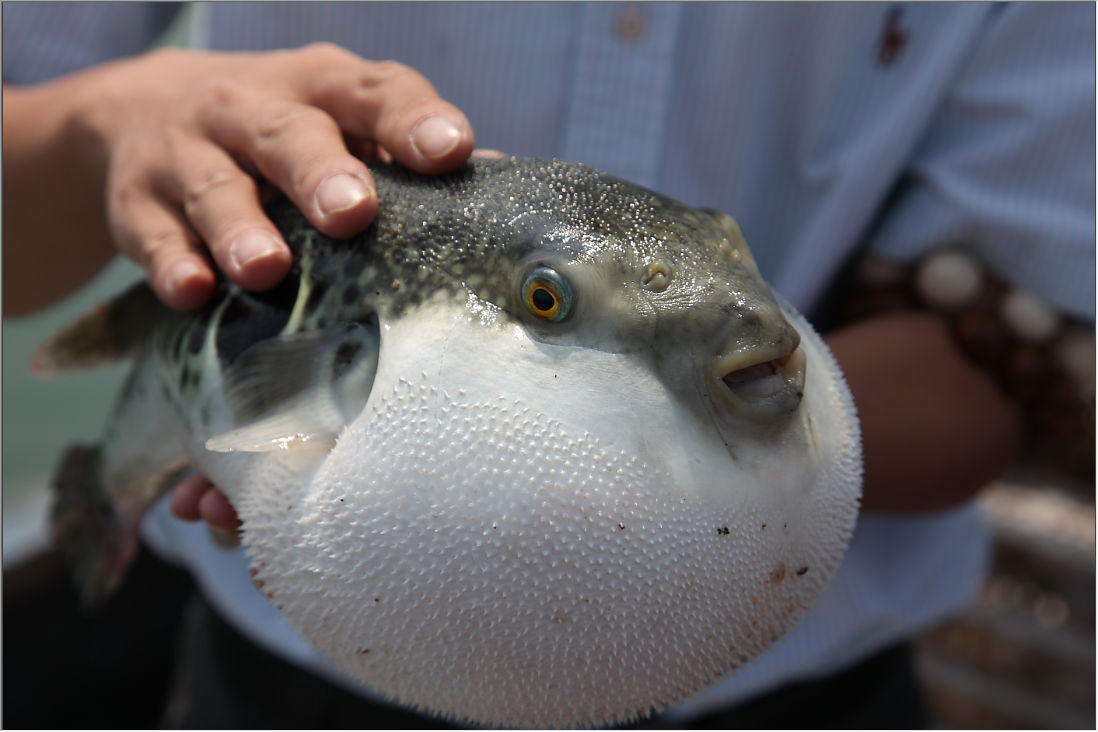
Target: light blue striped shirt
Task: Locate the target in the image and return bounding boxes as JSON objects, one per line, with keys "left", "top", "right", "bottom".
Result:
{"left": 4, "top": 1, "right": 1094, "bottom": 720}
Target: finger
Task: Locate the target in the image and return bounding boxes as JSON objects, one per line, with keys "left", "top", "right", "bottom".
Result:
{"left": 198, "top": 486, "right": 242, "bottom": 532}
{"left": 203, "top": 95, "right": 379, "bottom": 239}
{"left": 107, "top": 183, "right": 217, "bottom": 310}
{"left": 249, "top": 567, "right": 273, "bottom": 598}
{"left": 160, "top": 137, "right": 292, "bottom": 290}
{"left": 170, "top": 474, "right": 215, "bottom": 521}
{"left": 298, "top": 48, "right": 474, "bottom": 174}
{"left": 346, "top": 137, "right": 382, "bottom": 162}
{"left": 472, "top": 149, "right": 507, "bottom": 159}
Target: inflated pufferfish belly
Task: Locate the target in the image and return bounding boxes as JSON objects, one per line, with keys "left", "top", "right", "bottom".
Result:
{"left": 40, "top": 157, "right": 862, "bottom": 728}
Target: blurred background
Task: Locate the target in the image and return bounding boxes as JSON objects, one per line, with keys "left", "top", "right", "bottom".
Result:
{"left": 2, "top": 8, "right": 200, "bottom": 729}
{"left": 3, "top": 4, "right": 1093, "bottom": 729}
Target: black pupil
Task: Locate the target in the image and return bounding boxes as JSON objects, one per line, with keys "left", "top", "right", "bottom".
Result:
{"left": 531, "top": 287, "right": 556, "bottom": 312}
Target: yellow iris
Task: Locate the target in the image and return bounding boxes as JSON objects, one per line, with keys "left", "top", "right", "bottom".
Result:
{"left": 521, "top": 267, "right": 573, "bottom": 322}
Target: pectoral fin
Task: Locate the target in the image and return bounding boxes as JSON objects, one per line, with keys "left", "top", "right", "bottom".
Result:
{"left": 205, "top": 413, "right": 339, "bottom": 453}
{"left": 205, "top": 321, "right": 379, "bottom": 453}
{"left": 32, "top": 284, "right": 166, "bottom": 377}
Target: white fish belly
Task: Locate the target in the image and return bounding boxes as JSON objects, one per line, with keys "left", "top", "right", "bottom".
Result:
{"left": 237, "top": 304, "right": 860, "bottom": 727}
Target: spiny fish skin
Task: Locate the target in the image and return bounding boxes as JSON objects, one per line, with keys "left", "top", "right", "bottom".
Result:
{"left": 41, "top": 157, "right": 861, "bottom": 729}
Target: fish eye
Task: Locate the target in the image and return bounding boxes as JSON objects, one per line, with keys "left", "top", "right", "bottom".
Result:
{"left": 521, "top": 267, "right": 574, "bottom": 322}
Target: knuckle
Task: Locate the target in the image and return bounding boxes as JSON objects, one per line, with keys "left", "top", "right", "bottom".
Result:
{"left": 143, "top": 226, "right": 185, "bottom": 253}
{"left": 197, "top": 78, "right": 249, "bottom": 110}
{"left": 395, "top": 93, "right": 450, "bottom": 120}
{"left": 182, "top": 168, "right": 254, "bottom": 215}
{"left": 107, "top": 171, "right": 150, "bottom": 224}
{"left": 136, "top": 228, "right": 189, "bottom": 273}
{"left": 359, "top": 59, "right": 417, "bottom": 88}
{"left": 109, "top": 174, "right": 143, "bottom": 210}
{"left": 67, "top": 85, "right": 114, "bottom": 139}
{"left": 298, "top": 41, "right": 353, "bottom": 67}
{"left": 253, "top": 102, "right": 336, "bottom": 142}
{"left": 377, "top": 94, "right": 447, "bottom": 141}
{"left": 287, "top": 152, "right": 344, "bottom": 191}
{"left": 160, "top": 124, "right": 194, "bottom": 164}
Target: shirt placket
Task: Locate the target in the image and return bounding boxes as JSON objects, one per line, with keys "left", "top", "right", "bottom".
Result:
{"left": 561, "top": 3, "right": 682, "bottom": 188}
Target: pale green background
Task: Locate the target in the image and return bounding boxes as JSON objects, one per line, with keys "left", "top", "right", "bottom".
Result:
{"left": 3, "top": 5, "right": 200, "bottom": 560}
{"left": 4, "top": 259, "right": 142, "bottom": 497}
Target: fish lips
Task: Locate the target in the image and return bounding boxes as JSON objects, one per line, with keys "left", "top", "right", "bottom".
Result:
{"left": 710, "top": 336, "right": 806, "bottom": 423}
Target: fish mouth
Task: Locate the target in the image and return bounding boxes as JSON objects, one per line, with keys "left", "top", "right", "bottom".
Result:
{"left": 711, "top": 338, "right": 806, "bottom": 422}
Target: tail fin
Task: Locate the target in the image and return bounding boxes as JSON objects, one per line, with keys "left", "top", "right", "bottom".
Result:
{"left": 50, "top": 445, "right": 141, "bottom": 607}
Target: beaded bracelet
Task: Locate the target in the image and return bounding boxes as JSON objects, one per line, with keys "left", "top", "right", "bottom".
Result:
{"left": 837, "top": 249, "right": 1094, "bottom": 488}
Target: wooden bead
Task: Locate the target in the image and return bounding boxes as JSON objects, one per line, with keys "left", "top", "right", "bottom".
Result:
{"left": 1000, "top": 289, "right": 1061, "bottom": 343}
{"left": 916, "top": 251, "right": 983, "bottom": 310}
{"left": 857, "top": 256, "right": 906, "bottom": 286}
{"left": 1054, "top": 328, "right": 1095, "bottom": 400}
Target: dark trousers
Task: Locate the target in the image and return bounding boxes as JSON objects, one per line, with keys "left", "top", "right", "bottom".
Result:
{"left": 163, "top": 592, "right": 928, "bottom": 729}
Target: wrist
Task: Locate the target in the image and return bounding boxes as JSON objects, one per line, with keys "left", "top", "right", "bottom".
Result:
{"left": 829, "top": 247, "right": 1093, "bottom": 515}
{"left": 2, "top": 77, "right": 116, "bottom": 314}
{"left": 825, "top": 311, "right": 1023, "bottom": 515}
{"left": 842, "top": 250, "right": 1093, "bottom": 482}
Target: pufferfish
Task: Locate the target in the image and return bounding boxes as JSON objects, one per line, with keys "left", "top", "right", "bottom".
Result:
{"left": 37, "top": 157, "right": 861, "bottom": 728}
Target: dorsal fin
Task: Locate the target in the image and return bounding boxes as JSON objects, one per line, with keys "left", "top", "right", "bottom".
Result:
{"left": 31, "top": 283, "right": 166, "bottom": 377}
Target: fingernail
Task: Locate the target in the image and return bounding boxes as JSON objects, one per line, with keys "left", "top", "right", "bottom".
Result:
{"left": 315, "top": 173, "right": 371, "bottom": 215}
{"left": 410, "top": 116, "right": 462, "bottom": 160}
{"left": 167, "top": 259, "right": 205, "bottom": 291}
{"left": 229, "top": 230, "right": 283, "bottom": 270}
{"left": 208, "top": 526, "right": 241, "bottom": 549}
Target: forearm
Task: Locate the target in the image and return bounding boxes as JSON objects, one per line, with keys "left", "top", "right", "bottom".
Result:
{"left": 825, "top": 311, "right": 1022, "bottom": 514}
{"left": 3, "top": 80, "right": 116, "bottom": 315}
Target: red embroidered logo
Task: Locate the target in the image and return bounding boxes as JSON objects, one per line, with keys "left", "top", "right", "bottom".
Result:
{"left": 877, "top": 6, "right": 909, "bottom": 67}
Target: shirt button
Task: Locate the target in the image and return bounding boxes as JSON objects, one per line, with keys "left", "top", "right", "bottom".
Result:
{"left": 615, "top": 5, "right": 648, "bottom": 42}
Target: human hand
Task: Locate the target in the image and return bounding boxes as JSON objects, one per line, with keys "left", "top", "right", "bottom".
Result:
{"left": 85, "top": 43, "right": 475, "bottom": 310}
{"left": 169, "top": 474, "right": 241, "bottom": 533}
{"left": 3, "top": 43, "right": 474, "bottom": 312}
